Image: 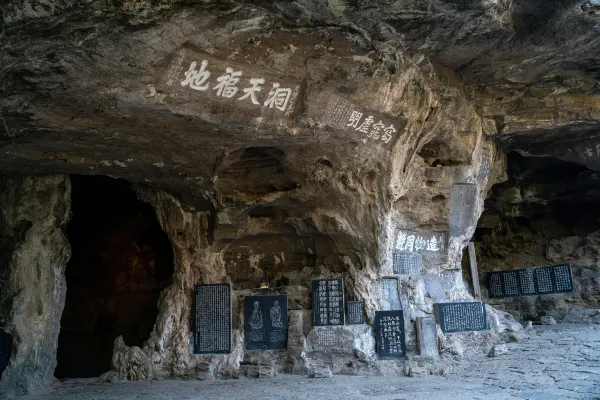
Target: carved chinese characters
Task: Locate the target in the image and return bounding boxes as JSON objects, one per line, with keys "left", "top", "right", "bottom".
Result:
{"left": 375, "top": 310, "right": 406, "bottom": 359}
{"left": 347, "top": 301, "right": 365, "bottom": 325}
{"left": 488, "top": 264, "right": 574, "bottom": 298}
{"left": 160, "top": 47, "right": 301, "bottom": 121}
{"left": 317, "top": 93, "right": 407, "bottom": 149}
{"left": 434, "top": 302, "right": 488, "bottom": 333}
{"left": 312, "top": 278, "right": 345, "bottom": 326}
{"left": 193, "top": 284, "right": 232, "bottom": 354}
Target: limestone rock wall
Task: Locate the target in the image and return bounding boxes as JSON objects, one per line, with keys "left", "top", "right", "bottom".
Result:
{"left": 0, "top": 176, "right": 71, "bottom": 397}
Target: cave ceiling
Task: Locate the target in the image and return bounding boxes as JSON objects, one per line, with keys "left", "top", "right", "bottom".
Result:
{"left": 1, "top": 0, "right": 599, "bottom": 208}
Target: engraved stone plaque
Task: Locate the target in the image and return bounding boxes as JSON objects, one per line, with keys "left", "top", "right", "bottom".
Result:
{"left": 193, "top": 283, "right": 231, "bottom": 354}
{"left": 416, "top": 317, "right": 439, "bottom": 358}
{"left": 488, "top": 270, "right": 520, "bottom": 298}
{"left": 317, "top": 93, "right": 407, "bottom": 150}
{"left": 381, "top": 278, "right": 401, "bottom": 311}
{"left": 375, "top": 310, "right": 406, "bottom": 359}
{"left": 449, "top": 183, "right": 478, "bottom": 238}
{"left": 493, "top": 264, "right": 574, "bottom": 296}
{"left": 316, "top": 329, "right": 338, "bottom": 347}
{"left": 312, "top": 278, "right": 345, "bottom": 326}
{"left": 518, "top": 268, "right": 537, "bottom": 295}
{"left": 434, "top": 302, "right": 488, "bottom": 333}
{"left": 244, "top": 294, "right": 288, "bottom": 350}
{"left": 552, "top": 264, "right": 574, "bottom": 293}
{"left": 347, "top": 301, "right": 365, "bottom": 325}
{"left": 535, "top": 266, "right": 554, "bottom": 294}
{"left": 392, "top": 252, "right": 423, "bottom": 275}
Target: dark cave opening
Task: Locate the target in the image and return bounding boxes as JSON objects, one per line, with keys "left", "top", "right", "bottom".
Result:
{"left": 55, "top": 175, "right": 174, "bottom": 379}
{"left": 471, "top": 152, "right": 600, "bottom": 321}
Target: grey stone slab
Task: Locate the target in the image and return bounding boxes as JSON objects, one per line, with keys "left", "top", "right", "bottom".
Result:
{"left": 381, "top": 278, "right": 401, "bottom": 310}
{"left": 416, "top": 317, "right": 439, "bottom": 358}
{"left": 449, "top": 183, "right": 478, "bottom": 238}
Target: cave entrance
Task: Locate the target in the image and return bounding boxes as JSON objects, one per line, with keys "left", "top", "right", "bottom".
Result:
{"left": 472, "top": 152, "right": 600, "bottom": 323}
{"left": 55, "top": 175, "right": 174, "bottom": 379}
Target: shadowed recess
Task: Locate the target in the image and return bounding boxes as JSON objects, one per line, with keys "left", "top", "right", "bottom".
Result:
{"left": 55, "top": 175, "right": 174, "bottom": 379}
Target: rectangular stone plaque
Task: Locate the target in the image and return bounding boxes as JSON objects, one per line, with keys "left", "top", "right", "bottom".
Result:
{"left": 381, "top": 278, "right": 401, "bottom": 311}
{"left": 193, "top": 283, "right": 231, "bottom": 354}
{"left": 375, "top": 310, "right": 406, "bottom": 359}
{"left": 347, "top": 301, "right": 365, "bottom": 325}
{"left": 158, "top": 46, "right": 302, "bottom": 123}
{"left": 535, "top": 266, "right": 554, "bottom": 294}
{"left": 449, "top": 183, "right": 478, "bottom": 238}
{"left": 434, "top": 302, "right": 488, "bottom": 333}
{"left": 312, "top": 278, "right": 345, "bottom": 326}
{"left": 488, "top": 270, "right": 520, "bottom": 298}
{"left": 552, "top": 263, "right": 574, "bottom": 293}
{"left": 392, "top": 252, "right": 423, "bottom": 275}
{"left": 518, "top": 268, "right": 537, "bottom": 295}
{"left": 416, "top": 317, "right": 439, "bottom": 358}
{"left": 492, "top": 264, "right": 574, "bottom": 297}
{"left": 317, "top": 93, "right": 407, "bottom": 149}
{"left": 244, "top": 294, "right": 288, "bottom": 350}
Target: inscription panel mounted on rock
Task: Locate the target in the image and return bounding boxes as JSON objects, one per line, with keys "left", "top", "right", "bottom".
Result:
{"left": 487, "top": 270, "right": 520, "bottom": 298}
{"left": 489, "top": 264, "right": 574, "bottom": 297}
{"left": 375, "top": 310, "right": 406, "bottom": 359}
{"left": 347, "top": 301, "right": 365, "bottom": 325}
{"left": 312, "top": 278, "right": 345, "bottom": 326}
{"left": 380, "top": 278, "right": 401, "bottom": 311}
{"left": 449, "top": 183, "right": 478, "bottom": 238}
{"left": 392, "top": 252, "right": 423, "bottom": 275}
{"left": 416, "top": 317, "right": 439, "bottom": 358}
{"left": 244, "top": 294, "right": 288, "bottom": 350}
{"left": 158, "top": 46, "right": 302, "bottom": 125}
{"left": 434, "top": 302, "right": 487, "bottom": 333}
{"left": 309, "top": 91, "right": 408, "bottom": 150}
{"left": 193, "top": 283, "right": 231, "bottom": 354}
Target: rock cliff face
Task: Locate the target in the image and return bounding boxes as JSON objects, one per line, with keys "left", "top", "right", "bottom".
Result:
{"left": 0, "top": 176, "right": 71, "bottom": 396}
{"left": 0, "top": 0, "right": 599, "bottom": 396}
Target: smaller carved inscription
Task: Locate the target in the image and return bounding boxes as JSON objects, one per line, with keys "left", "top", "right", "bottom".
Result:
{"left": 535, "top": 266, "right": 554, "bottom": 294}
{"left": 381, "top": 279, "right": 401, "bottom": 311}
{"left": 375, "top": 310, "right": 406, "bottom": 359}
{"left": 552, "top": 264, "right": 574, "bottom": 293}
{"left": 392, "top": 252, "right": 423, "bottom": 275}
{"left": 449, "top": 184, "right": 478, "bottom": 238}
{"left": 488, "top": 270, "right": 520, "bottom": 298}
{"left": 347, "top": 301, "right": 365, "bottom": 325}
{"left": 193, "top": 283, "right": 231, "bottom": 354}
{"left": 490, "top": 264, "right": 574, "bottom": 297}
{"left": 312, "top": 278, "right": 345, "bottom": 326}
{"left": 434, "top": 302, "right": 488, "bottom": 333}
{"left": 416, "top": 317, "right": 439, "bottom": 358}
{"left": 518, "top": 268, "right": 537, "bottom": 295}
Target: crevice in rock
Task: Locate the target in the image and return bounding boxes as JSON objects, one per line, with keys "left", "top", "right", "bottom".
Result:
{"left": 54, "top": 175, "right": 174, "bottom": 379}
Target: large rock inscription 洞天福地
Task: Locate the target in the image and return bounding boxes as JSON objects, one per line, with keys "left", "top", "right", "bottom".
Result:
{"left": 157, "top": 46, "right": 302, "bottom": 125}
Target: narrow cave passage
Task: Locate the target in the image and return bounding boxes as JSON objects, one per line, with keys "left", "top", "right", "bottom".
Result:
{"left": 472, "top": 152, "right": 600, "bottom": 322}
{"left": 55, "top": 175, "right": 174, "bottom": 379}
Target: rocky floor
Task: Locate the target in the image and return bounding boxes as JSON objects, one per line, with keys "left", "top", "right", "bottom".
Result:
{"left": 18, "top": 325, "right": 600, "bottom": 400}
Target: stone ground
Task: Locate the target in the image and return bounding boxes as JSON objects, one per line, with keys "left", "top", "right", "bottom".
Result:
{"left": 18, "top": 325, "right": 600, "bottom": 400}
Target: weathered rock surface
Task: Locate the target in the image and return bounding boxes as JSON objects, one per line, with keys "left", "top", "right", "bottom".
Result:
{"left": 0, "top": 176, "right": 71, "bottom": 397}
{"left": 1, "top": 0, "right": 598, "bottom": 396}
